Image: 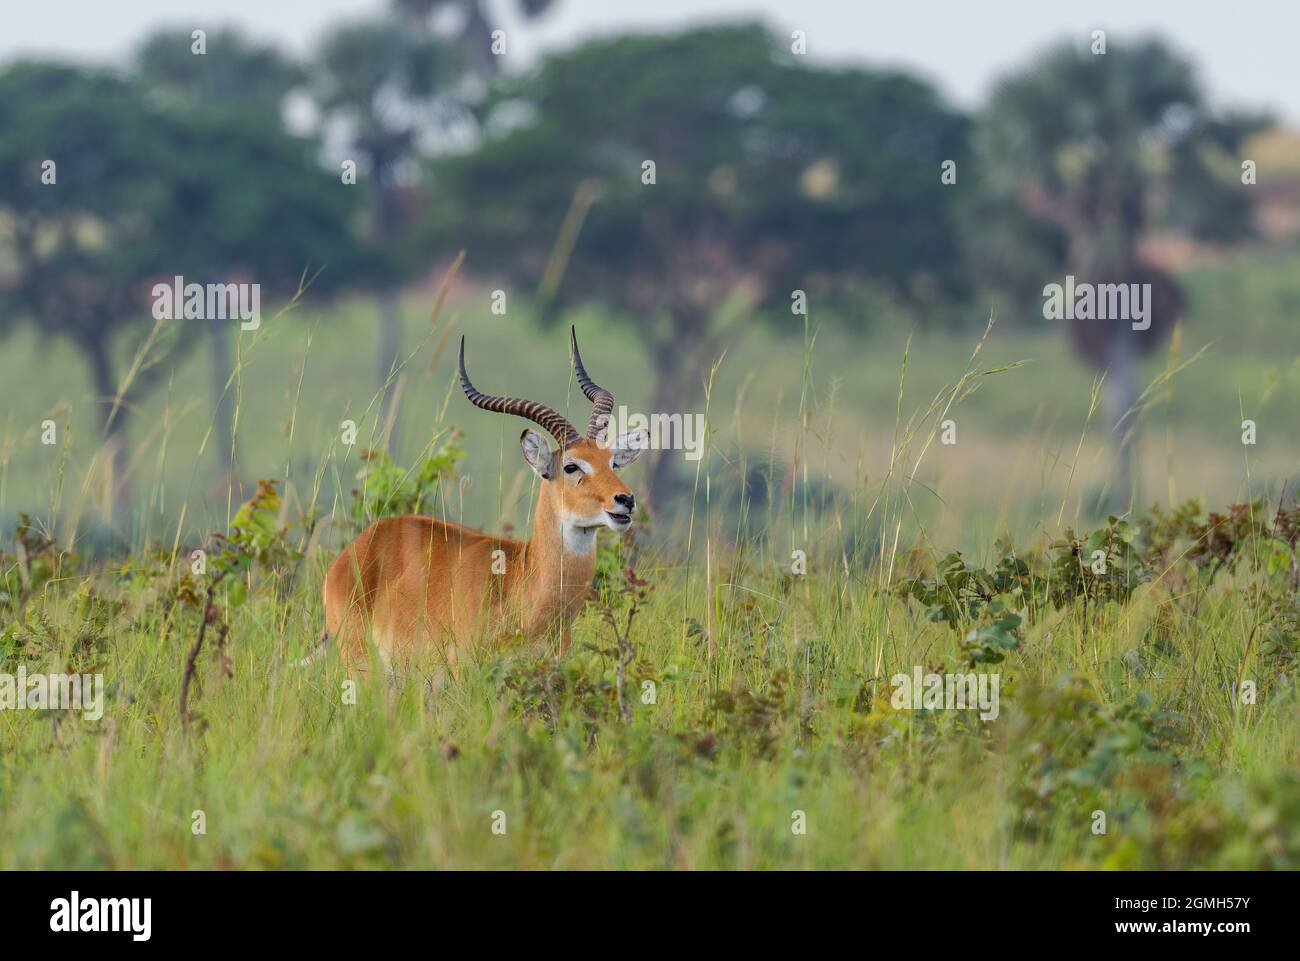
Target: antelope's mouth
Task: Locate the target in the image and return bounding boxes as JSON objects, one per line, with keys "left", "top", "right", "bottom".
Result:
{"left": 605, "top": 510, "right": 632, "bottom": 526}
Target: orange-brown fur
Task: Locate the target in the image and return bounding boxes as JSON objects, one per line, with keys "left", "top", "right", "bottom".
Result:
{"left": 323, "top": 437, "right": 635, "bottom": 671}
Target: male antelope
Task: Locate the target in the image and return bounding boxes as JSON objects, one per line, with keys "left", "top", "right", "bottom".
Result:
{"left": 322, "top": 328, "right": 648, "bottom": 669}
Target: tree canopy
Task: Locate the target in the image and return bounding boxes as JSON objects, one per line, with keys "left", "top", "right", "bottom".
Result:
{"left": 426, "top": 24, "right": 970, "bottom": 323}
{"left": 0, "top": 59, "right": 363, "bottom": 504}
{"left": 422, "top": 24, "right": 970, "bottom": 501}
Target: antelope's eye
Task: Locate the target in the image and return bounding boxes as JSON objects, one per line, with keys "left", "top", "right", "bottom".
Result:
{"left": 563, "top": 463, "right": 581, "bottom": 475}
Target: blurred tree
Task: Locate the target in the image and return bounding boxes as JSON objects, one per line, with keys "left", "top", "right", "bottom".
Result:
{"left": 312, "top": 0, "right": 558, "bottom": 437}
{"left": 0, "top": 62, "right": 361, "bottom": 513}
{"left": 133, "top": 28, "right": 307, "bottom": 490}
{"left": 421, "top": 24, "right": 969, "bottom": 505}
{"left": 395, "top": 0, "right": 559, "bottom": 77}
{"left": 136, "top": 27, "right": 304, "bottom": 106}
{"left": 965, "top": 38, "right": 1268, "bottom": 508}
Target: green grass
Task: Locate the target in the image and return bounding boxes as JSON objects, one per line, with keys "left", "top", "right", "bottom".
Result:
{"left": 0, "top": 248, "right": 1298, "bottom": 869}
{"left": 1, "top": 509, "right": 1297, "bottom": 869}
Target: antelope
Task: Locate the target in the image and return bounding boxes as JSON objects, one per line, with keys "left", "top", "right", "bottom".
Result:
{"left": 322, "top": 328, "right": 648, "bottom": 671}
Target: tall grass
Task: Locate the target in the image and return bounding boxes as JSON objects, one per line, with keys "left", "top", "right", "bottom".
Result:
{"left": 0, "top": 281, "right": 1297, "bottom": 869}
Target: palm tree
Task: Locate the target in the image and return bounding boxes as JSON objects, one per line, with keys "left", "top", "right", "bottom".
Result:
{"left": 314, "top": 0, "right": 559, "bottom": 440}
{"left": 969, "top": 38, "right": 1266, "bottom": 508}
{"left": 134, "top": 29, "right": 305, "bottom": 495}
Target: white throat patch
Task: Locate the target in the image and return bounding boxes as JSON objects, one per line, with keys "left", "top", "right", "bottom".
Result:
{"left": 561, "top": 520, "right": 599, "bottom": 556}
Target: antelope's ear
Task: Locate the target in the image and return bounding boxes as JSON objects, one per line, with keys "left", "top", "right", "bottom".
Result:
{"left": 520, "top": 429, "right": 556, "bottom": 480}
{"left": 610, "top": 428, "right": 649, "bottom": 469}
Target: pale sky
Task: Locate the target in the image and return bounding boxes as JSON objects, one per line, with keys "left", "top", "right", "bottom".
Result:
{"left": 3, "top": 0, "right": 1297, "bottom": 123}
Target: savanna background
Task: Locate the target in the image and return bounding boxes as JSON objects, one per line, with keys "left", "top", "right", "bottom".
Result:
{"left": 0, "top": 0, "right": 1297, "bottom": 869}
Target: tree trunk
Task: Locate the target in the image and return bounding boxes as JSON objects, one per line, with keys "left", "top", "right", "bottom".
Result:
{"left": 209, "top": 317, "right": 239, "bottom": 497}
{"left": 84, "top": 338, "right": 130, "bottom": 516}
{"left": 645, "top": 350, "right": 705, "bottom": 514}
{"left": 376, "top": 289, "right": 402, "bottom": 444}
{"left": 373, "top": 168, "right": 402, "bottom": 447}
{"left": 645, "top": 370, "right": 680, "bottom": 511}
{"left": 460, "top": 0, "right": 500, "bottom": 77}
{"left": 641, "top": 305, "right": 721, "bottom": 514}
{"left": 1104, "top": 329, "right": 1139, "bottom": 513}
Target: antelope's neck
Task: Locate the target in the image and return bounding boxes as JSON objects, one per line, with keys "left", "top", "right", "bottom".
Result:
{"left": 522, "top": 486, "right": 597, "bottom": 603}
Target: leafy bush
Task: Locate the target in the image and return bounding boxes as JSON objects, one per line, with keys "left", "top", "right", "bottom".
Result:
{"left": 895, "top": 542, "right": 1032, "bottom": 664}
{"left": 349, "top": 431, "right": 465, "bottom": 527}
{"left": 1009, "top": 675, "right": 1186, "bottom": 833}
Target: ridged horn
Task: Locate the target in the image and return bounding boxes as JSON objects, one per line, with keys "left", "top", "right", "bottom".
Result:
{"left": 570, "top": 326, "right": 614, "bottom": 439}
{"left": 458, "top": 337, "right": 580, "bottom": 448}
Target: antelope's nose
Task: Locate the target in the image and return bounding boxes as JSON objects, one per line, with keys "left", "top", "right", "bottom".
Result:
{"left": 613, "top": 492, "right": 635, "bottom": 511}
